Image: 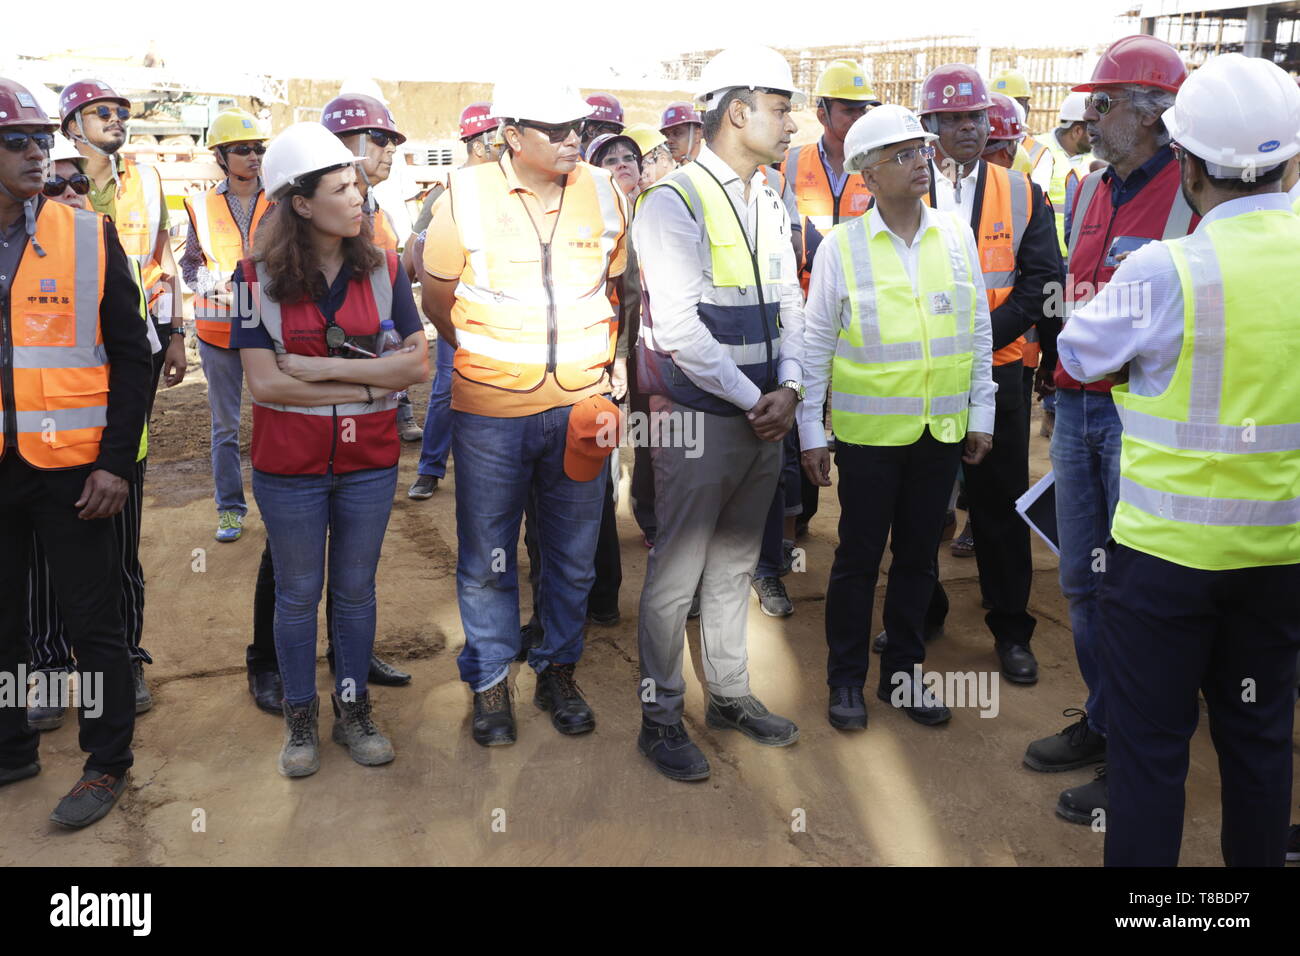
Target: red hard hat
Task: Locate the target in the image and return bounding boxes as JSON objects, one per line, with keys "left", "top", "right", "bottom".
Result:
{"left": 58, "top": 79, "right": 130, "bottom": 132}
{"left": 918, "top": 64, "right": 992, "bottom": 115}
{"left": 585, "top": 92, "right": 624, "bottom": 128}
{"left": 1073, "top": 35, "right": 1188, "bottom": 94}
{"left": 0, "top": 78, "right": 57, "bottom": 131}
{"left": 986, "top": 93, "right": 1025, "bottom": 141}
{"left": 459, "top": 102, "right": 499, "bottom": 140}
{"left": 659, "top": 101, "right": 702, "bottom": 131}
{"left": 321, "top": 93, "right": 406, "bottom": 145}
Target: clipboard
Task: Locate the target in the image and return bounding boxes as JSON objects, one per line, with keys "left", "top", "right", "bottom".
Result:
{"left": 1016, "top": 470, "right": 1059, "bottom": 557}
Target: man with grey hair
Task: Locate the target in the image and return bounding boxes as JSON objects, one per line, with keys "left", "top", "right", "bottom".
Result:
{"left": 1024, "top": 35, "right": 1197, "bottom": 828}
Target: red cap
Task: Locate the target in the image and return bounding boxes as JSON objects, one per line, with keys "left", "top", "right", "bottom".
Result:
{"left": 321, "top": 93, "right": 406, "bottom": 145}
{"left": 58, "top": 79, "right": 130, "bottom": 132}
{"left": 918, "top": 64, "right": 992, "bottom": 115}
{"left": 1073, "top": 35, "right": 1188, "bottom": 94}
{"left": 584, "top": 92, "right": 624, "bottom": 128}
{"left": 986, "top": 93, "right": 1025, "bottom": 141}
{"left": 459, "top": 102, "right": 499, "bottom": 140}
{"left": 659, "top": 101, "right": 703, "bottom": 130}
{"left": 564, "top": 395, "right": 620, "bottom": 482}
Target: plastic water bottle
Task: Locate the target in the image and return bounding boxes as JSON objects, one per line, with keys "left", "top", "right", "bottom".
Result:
{"left": 379, "top": 319, "right": 407, "bottom": 401}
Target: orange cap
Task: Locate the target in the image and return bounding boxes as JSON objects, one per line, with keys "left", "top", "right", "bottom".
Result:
{"left": 564, "top": 395, "right": 620, "bottom": 482}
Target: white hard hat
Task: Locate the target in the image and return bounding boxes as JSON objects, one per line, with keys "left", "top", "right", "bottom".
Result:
{"left": 1162, "top": 52, "right": 1300, "bottom": 174}
{"left": 694, "top": 45, "right": 807, "bottom": 110}
{"left": 48, "top": 133, "right": 86, "bottom": 169}
{"left": 339, "top": 77, "right": 388, "bottom": 105}
{"left": 1057, "top": 91, "right": 1088, "bottom": 125}
{"left": 490, "top": 80, "right": 591, "bottom": 125}
{"left": 262, "top": 121, "right": 365, "bottom": 202}
{"left": 843, "top": 105, "right": 937, "bottom": 173}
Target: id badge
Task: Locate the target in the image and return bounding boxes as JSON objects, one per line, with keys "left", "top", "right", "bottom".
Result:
{"left": 930, "top": 291, "right": 954, "bottom": 315}
{"left": 769, "top": 253, "right": 783, "bottom": 282}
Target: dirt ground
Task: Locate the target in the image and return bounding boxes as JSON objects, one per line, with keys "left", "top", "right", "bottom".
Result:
{"left": 3, "top": 340, "right": 1295, "bottom": 867}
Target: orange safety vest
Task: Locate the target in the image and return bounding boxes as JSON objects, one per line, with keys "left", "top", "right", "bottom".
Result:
{"left": 185, "top": 185, "right": 272, "bottom": 349}
{"left": 371, "top": 207, "right": 400, "bottom": 253}
{"left": 447, "top": 159, "right": 626, "bottom": 399}
{"left": 781, "top": 141, "right": 873, "bottom": 232}
{"left": 2, "top": 200, "right": 111, "bottom": 468}
{"left": 109, "top": 156, "right": 166, "bottom": 306}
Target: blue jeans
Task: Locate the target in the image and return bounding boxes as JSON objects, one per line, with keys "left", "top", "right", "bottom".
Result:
{"left": 452, "top": 406, "right": 607, "bottom": 692}
{"left": 252, "top": 466, "right": 398, "bottom": 706}
{"left": 417, "top": 336, "right": 455, "bottom": 479}
{"left": 199, "top": 339, "right": 247, "bottom": 516}
{"left": 1048, "top": 387, "right": 1122, "bottom": 736}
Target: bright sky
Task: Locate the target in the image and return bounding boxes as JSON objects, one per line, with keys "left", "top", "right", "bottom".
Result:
{"left": 11, "top": 0, "right": 1138, "bottom": 86}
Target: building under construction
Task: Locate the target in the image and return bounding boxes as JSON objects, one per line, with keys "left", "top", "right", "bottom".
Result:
{"left": 1131, "top": 0, "right": 1300, "bottom": 70}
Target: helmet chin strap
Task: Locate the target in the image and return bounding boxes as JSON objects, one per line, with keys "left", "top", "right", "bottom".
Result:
{"left": 351, "top": 135, "right": 377, "bottom": 214}
{"left": 0, "top": 180, "right": 45, "bottom": 256}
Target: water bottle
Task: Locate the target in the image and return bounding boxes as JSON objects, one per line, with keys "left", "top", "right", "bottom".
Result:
{"left": 378, "top": 319, "right": 407, "bottom": 401}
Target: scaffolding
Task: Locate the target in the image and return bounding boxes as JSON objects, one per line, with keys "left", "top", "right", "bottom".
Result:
{"left": 1128, "top": 1, "right": 1300, "bottom": 71}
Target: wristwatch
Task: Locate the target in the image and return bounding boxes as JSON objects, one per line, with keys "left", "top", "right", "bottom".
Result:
{"left": 779, "top": 379, "right": 805, "bottom": 402}
{"left": 169, "top": 327, "right": 185, "bottom": 337}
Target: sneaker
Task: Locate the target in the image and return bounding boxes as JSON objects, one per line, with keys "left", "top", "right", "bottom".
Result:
{"left": 278, "top": 698, "right": 320, "bottom": 778}
{"left": 215, "top": 511, "right": 243, "bottom": 542}
{"left": 1024, "top": 709, "right": 1106, "bottom": 772}
{"left": 49, "top": 771, "right": 128, "bottom": 828}
{"left": 472, "top": 681, "right": 516, "bottom": 747}
{"left": 534, "top": 663, "right": 595, "bottom": 735}
{"left": 1056, "top": 765, "right": 1108, "bottom": 826}
{"left": 828, "top": 687, "right": 867, "bottom": 730}
{"left": 397, "top": 408, "right": 423, "bottom": 442}
{"left": 133, "top": 662, "right": 152, "bottom": 714}
{"left": 705, "top": 693, "right": 799, "bottom": 746}
{"left": 408, "top": 475, "right": 439, "bottom": 499}
{"left": 780, "top": 539, "right": 795, "bottom": 576}
{"left": 331, "top": 693, "right": 395, "bottom": 766}
{"left": 637, "top": 717, "right": 710, "bottom": 781}
{"left": 950, "top": 521, "right": 975, "bottom": 557}
{"left": 752, "top": 576, "right": 794, "bottom": 617}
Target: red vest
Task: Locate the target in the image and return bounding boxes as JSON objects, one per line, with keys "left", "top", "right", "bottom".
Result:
{"left": 1054, "top": 157, "right": 1196, "bottom": 390}
{"left": 245, "top": 252, "right": 401, "bottom": 475}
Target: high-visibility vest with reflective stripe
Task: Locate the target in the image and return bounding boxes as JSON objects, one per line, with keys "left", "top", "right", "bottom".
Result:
{"left": 1041, "top": 133, "right": 1088, "bottom": 257}
{"left": 448, "top": 160, "right": 625, "bottom": 400}
{"left": 185, "top": 185, "right": 272, "bottom": 349}
{"left": 245, "top": 253, "right": 402, "bottom": 475}
{"left": 1293, "top": 193, "right": 1300, "bottom": 214}
{"left": 371, "top": 207, "right": 399, "bottom": 253}
{"left": 781, "top": 143, "right": 872, "bottom": 232}
{"left": 1023, "top": 136, "right": 1050, "bottom": 178}
{"left": 111, "top": 157, "right": 165, "bottom": 304}
{"left": 3, "top": 200, "right": 111, "bottom": 468}
{"left": 636, "top": 160, "right": 788, "bottom": 416}
{"left": 1111, "top": 209, "right": 1300, "bottom": 570}
{"left": 829, "top": 210, "right": 979, "bottom": 446}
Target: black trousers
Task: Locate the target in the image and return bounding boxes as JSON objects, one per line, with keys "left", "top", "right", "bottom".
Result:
{"left": 249, "top": 543, "right": 344, "bottom": 672}
{"left": 825, "top": 432, "right": 962, "bottom": 690}
{"left": 0, "top": 455, "right": 134, "bottom": 776}
{"left": 523, "top": 475, "right": 621, "bottom": 628}
{"left": 1099, "top": 542, "right": 1300, "bottom": 867}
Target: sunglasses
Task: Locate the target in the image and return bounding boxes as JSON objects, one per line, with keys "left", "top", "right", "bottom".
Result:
{"left": 873, "top": 144, "right": 937, "bottom": 167}
{"left": 224, "top": 142, "right": 267, "bottom": 156}
{"left": 366, "top": 130, "right": 400, "bottom": 148}
{"left": 1, "top": 131, "right": 55, "bottom": 153}
{"left": 519, "top": 120, "right": 586, "bottom": 144}
{"left": 43, "top": 173, "right": 91, "bottom": 197}
{"left": 1085, "top": 92, "right": 1130, "bottom": 115}
{"left": 91, "top": 105, "right": 131, "bottom": 122}
{"left": 600, "top": 152, "right": 640, "bottom": 168}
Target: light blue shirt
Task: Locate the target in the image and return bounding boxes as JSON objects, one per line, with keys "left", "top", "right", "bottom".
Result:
{"left": 1058, "top": 192, "right": 1293, "bottom": 397}
{"left": 817, "top": 136, "right": 850, "bottom": 196}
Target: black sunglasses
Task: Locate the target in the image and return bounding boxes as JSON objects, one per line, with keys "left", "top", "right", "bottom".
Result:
{"left": 519, "top": 119, "right": 585, "bottom": 144}
{"left": 224, "top": 143, "right": 267, "bottom": 156}
{"left": 43, "top": 173, "right": 91, "bottom": 197}
{"left": 1085, "top": 91, "right": 1130, "bottom": 115}
{"left": 1, "top": 131, "right": 55, "bottom": 153}
{"left": 92, "top": 105, "right": 131, "bottom": 122}
{"left": 366, "top": 130, "right": 400, "bottom": 148}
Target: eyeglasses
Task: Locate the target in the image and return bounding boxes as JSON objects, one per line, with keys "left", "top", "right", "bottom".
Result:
{"left": 519, "top": 120, "right": 586, "bottom": 144}
{"left": 1, "top": 131, "right": 55, "bottom": 153}
{"left": 872, "top": 144, "right": 936, "bottom": 167}
{"left": 43, "top": 173, "right": 91, "bottom": 197}
{"left": 224, "top": 142, "right": 267, "bottom": 156}
{"left": 600, "top": 152, "right": 639, "bottom": 169}
{"left": 1085, "top": 92, "right": 1130, "bottom": 115}
{"left": 91, "top": 105, "right": 131, "bottom": 122}
{"left": 366, "top": 130, "right": 400, "bottom": 148}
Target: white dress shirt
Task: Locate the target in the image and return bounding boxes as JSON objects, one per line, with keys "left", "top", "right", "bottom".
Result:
{"left": 931, "top": 158, "right": 981, "bottom": 225}
{"left": 635, "top": 144, "right": 804, "bottom": 412}
{"left": 798, "top": 203, "right": 997, "bottom": 450}
{"left": 1058, "top": 192, "right": 1293, "bottom": 396}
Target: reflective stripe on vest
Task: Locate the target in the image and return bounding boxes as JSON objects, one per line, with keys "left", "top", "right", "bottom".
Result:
{"left": 4, "top": 201, "right": 110, "bottom": 468}
{"left": 372, "top": 208, "right": 399, "bottom": 253}
{"left": 1042, "top": 134, "right": 1083, "bottom": 256}
{"left": 112, "top": 158, "right": 164, "bottom": 297}
{"left": 782, "top": 143, "right": 873, "bottom": 232}
{"left": 978, "top": 163, "right": 1030, "bottom": 365}
{"left": 187, "top": 185, "right": 271, "bottom": 348}
{"left": 1111, "top": 209, "right": 1300, "bottom": 569}
{"left": 828, "top": 210, "right": 978, "bottom": 447}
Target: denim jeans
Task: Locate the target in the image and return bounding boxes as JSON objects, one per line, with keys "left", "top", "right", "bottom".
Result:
{"left": 1048, "top": 387, "right": 1122, "bottom": 736}
{"left": 417, "top": 336, "right": 455, "bottom": 479}
{"left": 452, "top": 406, "right": 607, "bottom": 692}
{"left": 252, "top": 466, "right": 398, "bottom": 706}
{"left": 199, "top": 339, "right": 248, "bottom": 516}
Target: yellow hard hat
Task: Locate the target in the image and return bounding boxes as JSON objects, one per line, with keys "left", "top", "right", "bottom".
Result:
{"left": 814, "top": 59, "right": 880, "bottom": 103}
{"left": 624, "top": 124, "right": 667, "bottom": 156}
{"left": 991, "top": 69, "right": 1032, "bottom": 99}
{"left": 207, "top": 108, "right": 266, "bottom": 148}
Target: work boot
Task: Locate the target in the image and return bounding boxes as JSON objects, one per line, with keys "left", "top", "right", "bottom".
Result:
{"left": 247, "top": 668, "right": 283, "bottom": 715}
{"left": 705, "top": 693, "right": 799, "bottom": 746}
{"left": 1024, "top": 709, "right": 1106, "bottom": 772}
{"left": 327, "top": 649, "right": 411, "bottom": 686}
{"left": 25, "top": 675, "right": 65, "bottom": 731}
{"left": 1056, "top": 765, "right": 1108, "bottom": 826}
{"left": 752, "top": 576, "right": 794, "bottom": 617}
{"left": 277, "top": 698, "right": 320, "bottom": 778}
{"left": 49, "top": 771, "right": 128, "bottom": 829}
{"left": 828, "top": 687, "right": 867, "bottom": 731}
{"left": 0, "top": 762, "right": 40, "bottom": 787}
{"left": 877, "top": 672, "right": 952, "bottom": 726}
{"left": 397, "top": 404, "right": 422, "bottom": 442}
{"left": 133, "top": 662, "right": 152, "bottom": 714}
{"left": 472, "top": 681, "right": 516, "bottom": 747}
{"left": 331, "top": 692, "right": 395, "bottom": 766}
{"left": 408, "top": 475, "right": 438, "bottom": 499}
{"left": 637, "top": 717, "right": 710, "bottom": 781}
{"left": 534, "top": 663, "right": 595, "bottom": 735}
{"left": 996, "top": 642, "right": 1039, "bottom": 685}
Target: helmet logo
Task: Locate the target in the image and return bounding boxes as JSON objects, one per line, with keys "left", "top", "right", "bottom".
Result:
{"left": 942, "top": 85, "right": 956, "bottom": 98}
{"left": 16, "top": 93, "right": 35, "bottom": 108}
{"left": 853, "top": 77, "right": 863, "bottom": 87}
{"left": 1259, "top": 140, "right": 1280, "bottom": 153}
{"left": 958, "top": 82, "right": 973, "bottom": 97}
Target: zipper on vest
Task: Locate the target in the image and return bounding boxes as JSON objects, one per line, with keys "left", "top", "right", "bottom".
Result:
{"left": 328, "top": 407, "right": 338, "bottom": 473}
{"left": 917, "top": 294, "right": 933, "bottom": 422}
{"left": 541, "top": 242, "right": 557, "bottom": 372}
{"left": 0, "top": 292, "right": 15, "bottom": 445}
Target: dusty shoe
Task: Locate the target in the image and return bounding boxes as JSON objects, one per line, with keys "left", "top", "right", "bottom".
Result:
{"left": 397, "top": 406, "right": 423, "bottom": 442}
{"left": 278, "top": 698, "right": 320, "bottom": 778}
{"left": 331, "top": 693, "right": 395, "bottom": 766}
{"left": 49, "top": 771, "right": 128, "bottom": 828}
{"left": 705, "top": 693, "right": 799, "bottom": 746}
{"left": 133, "top": 662, "right": 152, "bottom": 714}
{"left": 1025, "top": 709, "right": 1106, "bottom": 772}
{"left": 637, "top": 717, "right": 710, "bottom": 781}
{"left": 1056, "top": 765, "right": 1108, "bottom": 826}
{"left": 534, "top": 663, "right": 595, "bottom": 735}
{"left": 472, "top": 681, "right": 516, "bottom": 747}
{"left": 408, "top": 475, "right": 439, "bottom": 499}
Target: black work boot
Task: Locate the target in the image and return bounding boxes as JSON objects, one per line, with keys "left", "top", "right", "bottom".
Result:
{"left": 1056, "top": 765, "right": 1108, "bottom": 826}
{"left": 247, "top": 668, "right": 283, "bottom": 715}
{"left": 1024, "top": 708, "right": 1106, "bottom": 772}
{"left": 828, "top": 687, "right": 867, "bottom": 730}
{"left": 328, "top": 649, "right": 411, "bottom": 686}
{"left": 705, "top": 693, "right": 799, "bottom": 746}
{"left": 637, "top": 717, "right": 710, "bottom": 781}
{"left": 472, "top": 681, "right": 516, "bottom": 747}
{"left": 533, "top": 663, "right": 595, "bottom": 735}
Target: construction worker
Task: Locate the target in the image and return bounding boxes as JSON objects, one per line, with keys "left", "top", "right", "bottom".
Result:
{"left": 983, "top": 92, "right": 1027, "bottom": 170}
{"left": 230, "top": 122, "right": 429, "bottom": 776}
{"left": 1057, "top": 53, "right": 1300, "bottom": 866}
{"left": 586, "top": 131, "right": 642, "bottom": 197}
{"left": 41, "top": 134, "right": 90, "bottom": 209}
{"left": 1025, "top": 35, "right": 1195, "bottom": 830}
{"left": 634, "top": 45, "right": 806, "bottom": 781}
{"left": 181, "top": 109, "right": 271, "bottom": 544}
{"left": 1041, "top": 91, "right": 1093, "bottom": 255}
{"left": 802, "top": 105, "right": 995, "bottom": 730}
{"left": 581, "top": 92, "right": 624, "bottom": 150}
{"left": 660, "top": 101, "right": 703, "bottom": 165}
{"left": 420, "top": 80, "right": 628, "bottom": 747}
{"left": 625, "top": 124, "right": 675, "bottom": 190}
{"left": 992, "top": 69, "right": 1050, "bottom": 180}
{"left": 0, "top": 78, "right": 152, "bottom": 827}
